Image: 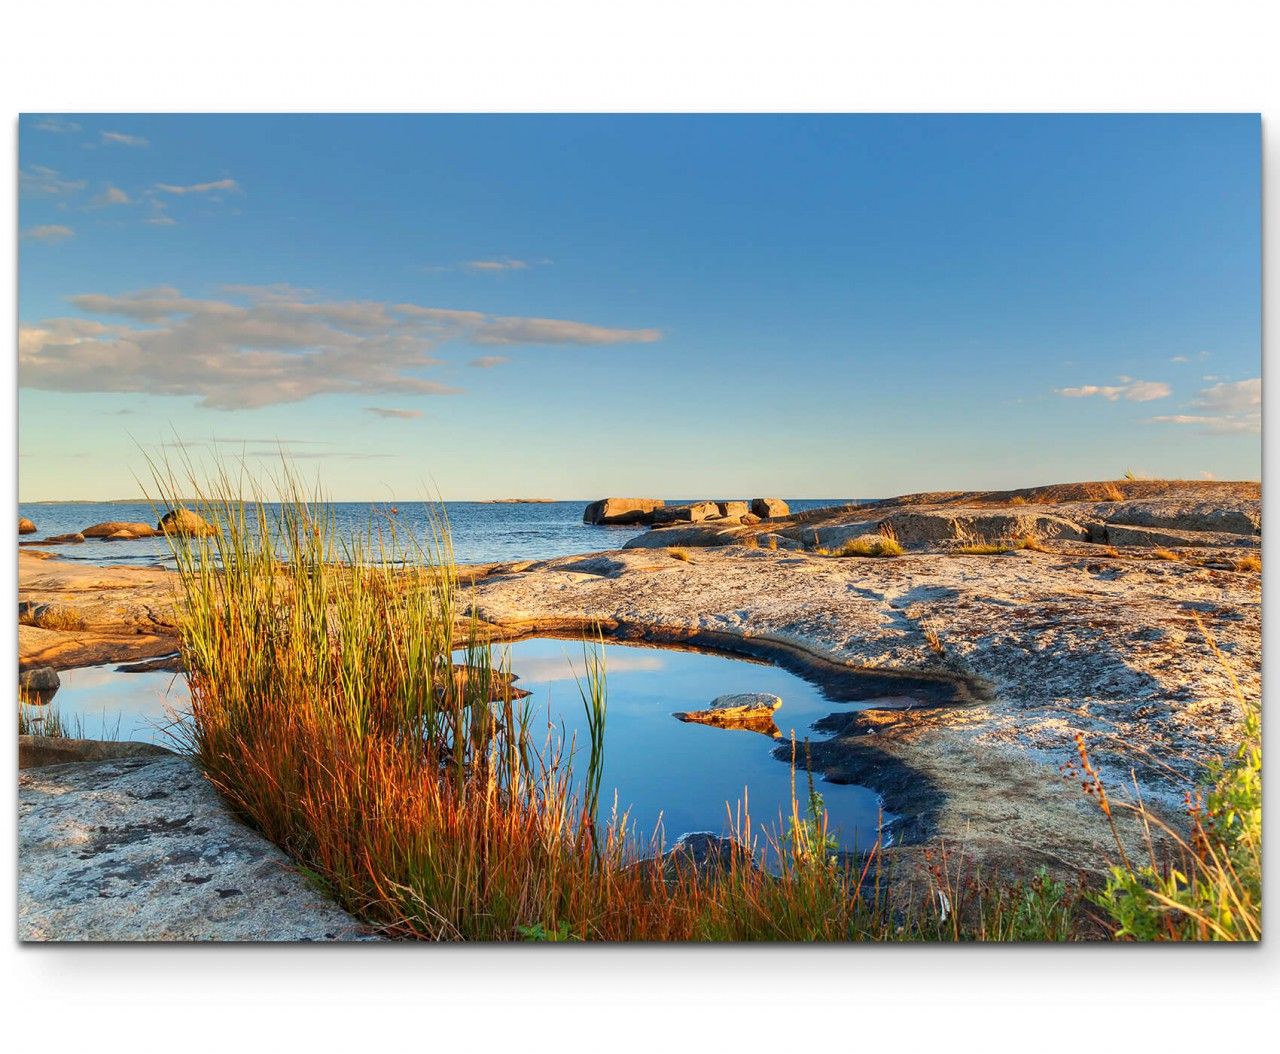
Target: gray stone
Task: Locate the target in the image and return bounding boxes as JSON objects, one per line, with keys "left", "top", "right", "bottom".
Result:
{"left": 19, "top": 754, "right": 379, "bottom": 941}
{"left": 716, "top": 501, "right": 750, "bottom": 519}
{"left": 19, "top": 735, "right": 174, "bottom": 769}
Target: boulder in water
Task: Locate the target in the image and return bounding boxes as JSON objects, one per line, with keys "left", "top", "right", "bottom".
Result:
{"left": 157, "top": 508, "right": 219, "bottom": 537}
{"left": 83, "top": 521, "right": 158, "bottom": 539}
{"left": 583, "top": 498, "right": 665, "bottom": 525}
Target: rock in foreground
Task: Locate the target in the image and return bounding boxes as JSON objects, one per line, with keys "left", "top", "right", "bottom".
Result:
{"left": 19, "top": 754, "right": 378, "bottom": 941}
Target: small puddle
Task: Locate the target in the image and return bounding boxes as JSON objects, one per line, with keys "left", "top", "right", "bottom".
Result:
{"left": 21, "top": 664, "right": 186, "bottom": 744}
{"left": 23, "top": 638, "right": 929, "bottom": 852}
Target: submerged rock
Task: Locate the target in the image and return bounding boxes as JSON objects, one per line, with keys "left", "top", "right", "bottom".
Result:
{"left": 674, "top": 692, "right": 783, "bottom": 738}
{"left": 19, "top": 517, "right": 37, "bottom": 535}
{"left": 447, "top": 664, "right": 532, "bottom": 701}
{"left": 583, "top": 498, "right": 665, "bottom": 525}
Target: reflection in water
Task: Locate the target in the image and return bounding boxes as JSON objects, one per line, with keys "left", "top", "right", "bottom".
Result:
{"left": 20, "top": 665, "right": 187, "bottom": 745}
{"left": 25, "top": 639, "right": 891, "bottom": 850}
{"left": 495, "top": 638, "right": 888, "bottom": 850}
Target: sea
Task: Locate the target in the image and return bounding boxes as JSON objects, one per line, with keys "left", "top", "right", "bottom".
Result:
{"left": 18, "top": 498, "right": 856, "bottom": 568}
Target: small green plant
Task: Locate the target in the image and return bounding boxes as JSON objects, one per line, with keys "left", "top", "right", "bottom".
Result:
{"left": 1080, "top": 622, "right": 1260, "bottom": 940}
{"left": 518, "top": 920, "right": 575, "bottom": 942}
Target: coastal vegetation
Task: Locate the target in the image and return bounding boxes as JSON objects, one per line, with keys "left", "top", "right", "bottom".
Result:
{"left": 144, "top": 464, "right": 1260, "bottom": 941}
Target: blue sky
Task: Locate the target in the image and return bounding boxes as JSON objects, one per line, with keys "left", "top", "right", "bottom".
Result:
{"left": 18, "top": 114, "right": 1260, "bottom": 501}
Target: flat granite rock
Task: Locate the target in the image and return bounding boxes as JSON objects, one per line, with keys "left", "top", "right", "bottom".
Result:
{"left": 19, "top": 754, "right": 379, "bottom": 942}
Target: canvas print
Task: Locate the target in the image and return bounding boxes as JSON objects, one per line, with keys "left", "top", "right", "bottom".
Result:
{"left": 17, "top": 114, "right": 1260, "bottom": 942}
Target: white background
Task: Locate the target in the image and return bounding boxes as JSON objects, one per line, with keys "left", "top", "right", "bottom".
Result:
{"left": 3, "top": 1, "right": 1277, "bottom": 1047}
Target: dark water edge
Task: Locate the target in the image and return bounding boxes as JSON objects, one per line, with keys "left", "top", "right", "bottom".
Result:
{"left": 19, "top": 498, "right": 861, "bottom": 568}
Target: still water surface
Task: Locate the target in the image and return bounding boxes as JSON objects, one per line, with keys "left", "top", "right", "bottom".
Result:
{"left": 27, "top": 638, "right": 892, "bottom": 850}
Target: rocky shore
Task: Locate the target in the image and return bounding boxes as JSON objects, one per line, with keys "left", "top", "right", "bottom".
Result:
{"left": 17, "top": 479, "right": 1261, "bottom": 935}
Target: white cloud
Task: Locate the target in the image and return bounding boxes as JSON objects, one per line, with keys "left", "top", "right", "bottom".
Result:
{"left": 1056, "top": 379, "right": 1171, "bottom": 402}
{"left": 20, "top": 165, "right": 87, "bottom": 196}
{"left": 465, "top": 258, "right": 530, "bottom": 272}
{"left": 366, "top": 407, "right": 423, "bottom": 419}
{"left": 469, "top": 355, "right": 510, "bottom": 369}
{"left": 19, "top": 286, "right": 662, "bottom": 410}
{"left": 102, "top": 131, "right": 149, "bottom": 147}
{"left": 154, "top": 178, "right": 241, "bottom": 195}
{"left": 1147, "top": 377, "right": 1260, "bottom": 435}
{"left": 22, "top": 225, "right": 74, "bottom": 243}
{"left": 33, "top": 118, "right": 82, "bottom": 134}
{"left": 1194, "top": 377, "right": 1261, "bottom": 415}
{"left": 92, "top": 185, "right": 131, "bottom": 207}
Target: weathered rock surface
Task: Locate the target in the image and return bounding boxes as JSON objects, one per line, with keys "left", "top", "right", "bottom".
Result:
{"left": 623, "top": 524, "right": 751, "bottom": 549}
{"left": 18, "top": 552, "right": 180, "bottom": 669}
{"left": 583, "top": 497, "right": 665, "bottom": 525}
{"left": 751, "top": 498, "right": 790, "bottom": 519}
{"left": 83, "top": 520, "right": 159, "bottom": 539}
{"left": 1097, "top": 522, "right": 1259, "bottom": 550}
{"left": 651, "top": 501, "right": 721, "bottom": 525}
{"left": 19, "top": 516, "right": 37, "bottom": 534}
{"left": 158, "top": 507, "right": 219, "bottom": 537}
{"left": 465, "top": 495, "right": 1259, "bottom": 879}
{"left": 675, "top": 692, "right": 783, "bottom": 737}
{"left": 19, "top": 754, "right": 378, "bottom": 941}
{"left": 716, "top": 500, "right": 750, "bottom": 519}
